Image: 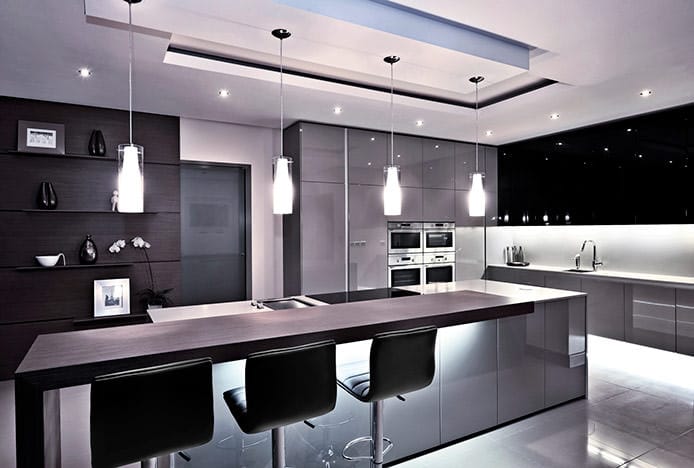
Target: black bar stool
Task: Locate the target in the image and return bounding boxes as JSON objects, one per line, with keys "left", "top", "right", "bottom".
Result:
{"left": 90, "top": 358, "right": 214, "bottom": 468}
{"left": 338, "top": 326, "right": 437, "bottom": 467}
{"left": 223, "top": 340, "right": 337, "bottom": 468}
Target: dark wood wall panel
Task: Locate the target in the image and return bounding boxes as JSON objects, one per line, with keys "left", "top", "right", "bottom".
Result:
{"left": 0, "top": 262, "right": 180, "bottom": 324}
{"left": 0, "top": 96, "right": 181, "bottom": 380}
{"left": 0, "top": 156, "right": 179, "bottom": 212}
{"left": 0, "top": 212, "right": 180, "bottom": 266}
{"left": 0, "top": 97, "right": 179, "bottom": 164}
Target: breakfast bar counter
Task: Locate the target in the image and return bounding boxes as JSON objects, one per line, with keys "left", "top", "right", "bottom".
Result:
{"left": 14, "top": 281, "right": 584, "bottom": 467}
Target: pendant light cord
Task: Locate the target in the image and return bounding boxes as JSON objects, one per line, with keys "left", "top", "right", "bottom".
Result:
{"left": 389, "top": 62, "right": 394, "bottom": 166}
{"left": 128, "top": 1, "right": 133, "bottom": 146}
{"left": 474, "top": 80, "right": 479, "bottom": 172}
{"left": 279, "top": 37, "right": 284, "bottom": 157}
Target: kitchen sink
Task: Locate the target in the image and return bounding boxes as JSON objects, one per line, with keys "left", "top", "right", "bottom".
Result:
{"left": 564, "top": 268, "right": 596, "bottom": 273}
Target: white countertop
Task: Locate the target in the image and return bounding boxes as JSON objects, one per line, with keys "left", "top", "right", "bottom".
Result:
{"left": 489, "top": 263, "right": 694, "bottom": 288}
{"left": 148, "top": 295, "right": 327, "bottom": 323}
{"left": 403, "top": 279, "right": 585, "bottom": 303}
{"left": 150, "top": 281, "right": 584, "bottom": 323}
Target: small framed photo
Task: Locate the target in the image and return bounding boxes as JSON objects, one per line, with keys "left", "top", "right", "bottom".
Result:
{"left": 94, "top": 278, "right": 130, "bottom": 317}
{"left": 17, "top": 120, "right": 65, "bottom": 155}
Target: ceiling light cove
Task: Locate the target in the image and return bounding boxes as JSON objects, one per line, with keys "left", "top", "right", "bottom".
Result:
{"left": 550, "top": 113, "right": 560, "bottom": 120}
{"left": 218, "top": 89, "right": 231, "bottom": 98}
{"left": 333, "top": 106, "right": 343, "bottom": 115}
{"left": 77, "top": 68, "right": 92, "bottom": 78}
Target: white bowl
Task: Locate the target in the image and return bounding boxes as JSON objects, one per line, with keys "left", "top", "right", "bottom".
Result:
{"left": 35, "top": 253, "right": 65, "bottom": 267}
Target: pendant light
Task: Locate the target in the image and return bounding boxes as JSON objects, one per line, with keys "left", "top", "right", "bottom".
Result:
{"left": 468, "top": 76, "right": 486, "bottom": 217}
{"left": 383, "top": 55, "right": 402, "bottom": 216}
{"left": 272, "top": 28, "right": 294, "bottom": 215}
{"left": 117, "top": 0, "right": 144, "bottom": 213}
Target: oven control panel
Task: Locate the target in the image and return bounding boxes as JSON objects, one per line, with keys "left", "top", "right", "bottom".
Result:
{"left": 388, "top": 254, "right": 424, "bottom": 266}
{"left": 424, "top": 253, "right": 455, "bottom": 263}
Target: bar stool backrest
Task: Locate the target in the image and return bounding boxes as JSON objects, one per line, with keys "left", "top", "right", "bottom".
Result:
{"left": 244, "top": 340, "right": 337, "bottom": 433}
{"left": 90, "top": 358, "right": 214, "bottom": 468}
{"left": 367, "top": 326, "right": 437, "bottom": 402}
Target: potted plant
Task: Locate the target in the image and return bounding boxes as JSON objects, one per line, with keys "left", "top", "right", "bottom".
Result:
{"left": 108, "top": 236, "right": 174, "bottom": 309}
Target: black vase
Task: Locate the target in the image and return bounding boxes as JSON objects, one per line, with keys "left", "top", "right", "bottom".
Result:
{"left": 79, "top": 235, "right": 98, "bottom": 264}
{"left": 36, "top": 182, "right": 58, "bottom": 210}
{"left": 88, "top": 130, "right": 106, "bottom": 156}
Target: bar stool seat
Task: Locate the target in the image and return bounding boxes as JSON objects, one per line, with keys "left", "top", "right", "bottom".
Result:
{"left": 337, "top": 326, "right": 437, "bottom": 467}
{"left": 90, "top": 358, "right": 214, "bottom": 468}
{"left": 223, "top": 340, "right": 337, "bottom": 468}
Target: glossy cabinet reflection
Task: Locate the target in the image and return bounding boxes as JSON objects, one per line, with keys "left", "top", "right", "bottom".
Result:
{"left": 498, "top": 102, "right": 694, "bottom": 225}
{"left": 349, "top": 184, "right": 387, "bottom": 290}
{"left": 676, "top": 289, "right": 694, "bottom": 355}
{"left": 440, "top": 321, "right": 498, "bottom": 442}
{"left": 394, "top": 135, "right": 423, "bottom": 188}
{"left": 582, "top": 279, "right": 625, "bottom": 340}
{"left": 423, "top": 188, "right": 455, "bottom": 221}
{"left": 423, "top": 140, "right": 455, "bottom": 189}
{"left": 348, "top": 129, "right": 387, "bottom": 185}
{"left": 498, "top": 305, "right": 546, "bottom": 423}
{"left": 626, "top": 285, "right": 676, "bottom": 352}
{"left": 300, "top": 123, "right": 345, "bottom": 183}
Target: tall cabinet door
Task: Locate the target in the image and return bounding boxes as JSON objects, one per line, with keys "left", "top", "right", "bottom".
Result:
{"left": 300, "top": 123, "right": 345, "bottom": 183}
{"left": 394, "top": 135, "right": 423, "bottom": 188}
{"left": 423, "top": 139, "right": 455, "bottom": 189}
{"left": 348, "top": 184, "right": 387, "bottom": 290}
{"left": 301, "top": 182, "right": 346, "bottom": 295}
{"left": 348, "top": 129, "right": 387, "bottom": 185}
{"left": 677, "top": 289, "right": 694, "bottom": 355}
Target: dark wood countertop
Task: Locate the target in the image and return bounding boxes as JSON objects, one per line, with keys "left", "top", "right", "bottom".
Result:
{"left": 16, "top": 289, "right": 533, "bottom": 386}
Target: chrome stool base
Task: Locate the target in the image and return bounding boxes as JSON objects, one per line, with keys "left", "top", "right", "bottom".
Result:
{"left": 342, "top": 401, "right": 393, "bottom": 467}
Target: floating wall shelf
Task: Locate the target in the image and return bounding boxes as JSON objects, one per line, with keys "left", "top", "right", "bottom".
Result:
{"left": 15, "top": 263, "right": 134, "bottom": 271}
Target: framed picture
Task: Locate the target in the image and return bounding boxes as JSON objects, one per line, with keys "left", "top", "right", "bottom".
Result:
{"left": 17, "top": 120, "right": 65, "bottom": 155}
{"left": 94, "top": 278, "right": 130, "bottom": 317}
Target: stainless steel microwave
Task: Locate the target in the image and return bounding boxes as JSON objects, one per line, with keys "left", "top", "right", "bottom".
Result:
{"left": 423, "top": 222, "right": 455, "bottom": 253}
{"left": 387, "top": 222, "right": 423, "bottom": 254}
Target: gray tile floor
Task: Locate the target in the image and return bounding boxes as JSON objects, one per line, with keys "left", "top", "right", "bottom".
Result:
{"left": 1, "top": 335, "right": 693, "bottom": 467}
{"left": 395, "top": 336, "right": 694, "bottom": 468}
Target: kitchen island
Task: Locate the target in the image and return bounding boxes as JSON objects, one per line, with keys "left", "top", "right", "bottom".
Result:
{"left": 15, "top": 280, "right": 584, "bottom": 467}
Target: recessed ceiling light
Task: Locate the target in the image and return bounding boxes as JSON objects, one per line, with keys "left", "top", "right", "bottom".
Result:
{"left": 485, "top": 130, "right": 493, "bottom": 137}
{"left": 333, "top": 106, "right": 343, "bottom": 115}
{"left": 415, "top": 120, "right": 424, "bottom": 127}
{"left": 218, "top": 89, "right": 231, "bottom": 98}
{"left": 556, "top": 142, "right": 563, "bottom": 146}
{"left": 626, "top": 128, "right": 633, "bottom": 132}
{"left": 77, "top": 68, "right": 92, "bottom": 78}
{"left": 603, "top": 147, "right": 609, "bottom": 152}
{"left": 370, "top": 137, "right": 376, "bottom": 141}
{"left": 434, "top": 144, "right": 440, "bottom": 149}
{"left": 639, "top": 89, "right": 653, "bottom": 97}
{"left": 550, "top": 113, "right": 560, "bottom": 120}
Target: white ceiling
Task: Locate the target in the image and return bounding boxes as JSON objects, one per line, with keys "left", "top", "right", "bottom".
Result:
{"left": 1, "top": 0, "right": 693, "bottom": 145}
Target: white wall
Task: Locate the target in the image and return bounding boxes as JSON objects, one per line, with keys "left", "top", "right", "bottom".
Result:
{"left": 487, "top": 225, "right": 694, "bottom": 277}
{"left": 180, "top": 117, "right": 283, "bottom": 298}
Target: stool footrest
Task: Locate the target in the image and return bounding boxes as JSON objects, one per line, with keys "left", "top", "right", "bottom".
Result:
{"left": 342, "top": 435, "right": 393, "bottom": 461}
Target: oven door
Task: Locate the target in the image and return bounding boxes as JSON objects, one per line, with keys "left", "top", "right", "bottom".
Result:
{"left": 388, "top": 230, "right": 423, "bottom": 254}
{"left": 424, "top": 263, "right": 455, "bottom": 284}
{"left": 424, "top": 230, "right": 455, "bottom": 253}
{"left": 388, "top": 265, "right": 423, "bottom": 287}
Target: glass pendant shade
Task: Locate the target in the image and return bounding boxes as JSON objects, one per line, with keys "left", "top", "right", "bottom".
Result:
{"left": 383, "top": 165, "right": 402, "bottom": 216}
{"left": 273, "top": 156, "right": 294, "bottom": 214}
{"left": 468, "top": 172, "right": 485, "bottom": 217}
{"left": 117, "top": 143, "right": 144, "bottom": 213}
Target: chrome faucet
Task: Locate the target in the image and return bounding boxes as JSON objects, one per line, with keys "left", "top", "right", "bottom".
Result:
{"left": 580, "top": 240, "right": 603, "bottom": 271}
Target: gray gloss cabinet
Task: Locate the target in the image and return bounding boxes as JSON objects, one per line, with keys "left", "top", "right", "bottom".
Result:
{"left": 440, "top": 321, "right": 498, "bottom": 442}
{"left": 348, "top": 184, "right": 387, "bottom": 290}
{"left": 387, "top": 187, "right": 423, "bottom": 222}
{"left": 299, "top": 123, "right": 345, "bottom": 183}
{"left": 454, "top": 142, "right": 476, "bottom": 190}
{"left": 676, "top": 289, "right": 694, "bottom": 355}
{"left": 348, "top": 129, "right": 387, "bottom": 185}
{"left": 544, "top": 297, "right": 586, "bottom": 407}
{"left": 300, "top": 182, "right": 346, "bottom": 295}
{"left": 423, "top": 188, "right": 455, "bottom": 221}
{"left": 384, "top": 350, "right": 441, "bottom": 462}
{"left": 423, "top": 140, "right": 455, "bottom": 189}
{"left": 626, "top": 285, "right": 676, "bottom": 351}
{"left": 394, "top": 135, "right": 423, "bottom": 188}
{"left": 498, "top": 305, "right": 545, "bottom": 423}
{"left": 581, "top": 279, "right": 625, "bottom": 340}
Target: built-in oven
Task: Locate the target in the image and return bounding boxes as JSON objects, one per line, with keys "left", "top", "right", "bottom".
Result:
{"left": 423, "top": 252, "right": 455, "bottom": 284}
{"left": 387, "top": 222, "right": 423, "bottom": 254}
{"left": 387, "top": 253, "right": 423, "bottom": 287}
{"left": 423, "top": 222, "right": 455, "bottom": 254}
